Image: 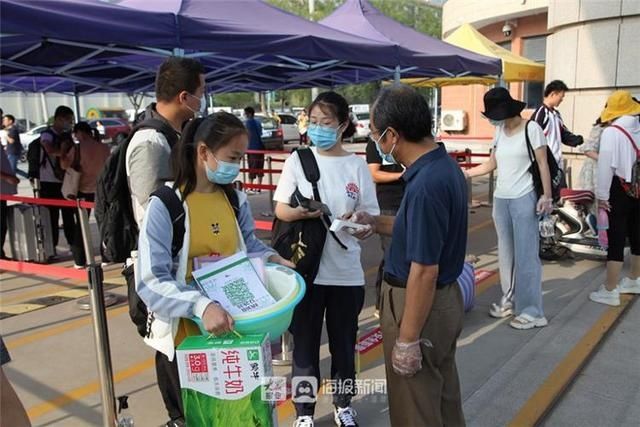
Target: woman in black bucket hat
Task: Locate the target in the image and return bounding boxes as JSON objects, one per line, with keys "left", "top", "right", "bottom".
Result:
{"left": 465, "top": 87, "right": 553, "bottom": 330}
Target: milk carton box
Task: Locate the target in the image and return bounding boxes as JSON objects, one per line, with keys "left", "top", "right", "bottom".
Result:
{"left": 176, "top": 334, "right": 277, "bottom": 426}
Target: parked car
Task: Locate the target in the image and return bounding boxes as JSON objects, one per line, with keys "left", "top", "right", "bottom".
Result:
{"left": 255, "top": 115, "right": 284, "bottom": 151}
{"left": 350, "top": 111, "right": 371, "bottom": 142}
{"left": 88, "top": 118, "right": 131, "bottom": 144}
{"left": 19, "top": 123, "right": 48, "bottom": 149}
{"left": 277, "top": 113, "right": 300, "bottom": 143}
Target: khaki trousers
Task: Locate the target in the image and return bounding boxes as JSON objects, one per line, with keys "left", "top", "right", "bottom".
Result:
{"left": 380, "top": 281, "right": 465, "bottom": 427}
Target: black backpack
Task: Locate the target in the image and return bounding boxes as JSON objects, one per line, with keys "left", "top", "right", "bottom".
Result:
{"left": 26, "top": 129, "right": 65, "bottom": 181}
{"left": 126, "top": 185, "right": 240, "bottom": 338}
{"left": 94, "top": 118, "right": 179, "bottom": 263}
{"left": 525, "top": 120, "right": 565, "bottom": 202}
{"left": 271, "top": 148, "right": 346, "bottom": 286}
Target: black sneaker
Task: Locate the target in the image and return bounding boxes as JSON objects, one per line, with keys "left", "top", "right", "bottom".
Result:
{"left": 334, "top": 406, "right": 358, "bottom": 427}
{"left": 164, "top": 418, "right": 185, "bottom": 427}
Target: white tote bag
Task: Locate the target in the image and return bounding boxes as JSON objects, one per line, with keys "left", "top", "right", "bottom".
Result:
{"left": 61, "top": 145, "right": 81, "bottom": 200}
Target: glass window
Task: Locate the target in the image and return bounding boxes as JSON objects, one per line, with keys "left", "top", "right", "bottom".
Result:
{"left": 522, "top": 36, "right": 547, "bottom": 108}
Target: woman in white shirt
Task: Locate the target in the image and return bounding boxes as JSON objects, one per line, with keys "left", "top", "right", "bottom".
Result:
{"left": 589, "top": 91, "right": 640, "bottom": 306}
{"left": 273, "top": 92, "right": 379, "bottom": 427}
{"left": 466, "top": 88, "right": 553, "bottom": 330}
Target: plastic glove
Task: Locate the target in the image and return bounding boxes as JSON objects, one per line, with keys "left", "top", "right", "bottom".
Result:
{"left": 391, "top": 339, "right": 433, "bottom": 377}
{"left": 536, "top": 196, "right": 553, "bottom": 215}
{"left": 343, "top": 211, "right": 376, "bottom": 240}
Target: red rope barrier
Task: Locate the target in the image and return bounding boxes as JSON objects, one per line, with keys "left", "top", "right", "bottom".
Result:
{"left": 0, "top": 194, "right": 94, "bottom": 209}
{"left": 0, "top": 259, "right": 88, "bottom": 281}
{"left": 240, "top": 168, "right": 283, "bottom": 175}
{"left": 254, "top": 220, "right": 273, "bottom": 231}
{"left": 243, "top": 183, "right": 277, "bottom": 191}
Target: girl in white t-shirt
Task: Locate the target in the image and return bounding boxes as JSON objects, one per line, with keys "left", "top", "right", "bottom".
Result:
{"left": 466, "top": 88, "right": 553, "bottom": 330}
{"left": 273, "top": 92, "right": 379, "bottom": 427}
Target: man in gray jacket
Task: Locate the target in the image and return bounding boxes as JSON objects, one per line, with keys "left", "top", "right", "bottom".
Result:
{"left": 125, "top": 56, "right": 205, "bottom": 427}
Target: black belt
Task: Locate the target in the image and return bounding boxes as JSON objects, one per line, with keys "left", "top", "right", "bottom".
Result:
{"left": 384, "top": 273, "right": 454, "bottom": 289}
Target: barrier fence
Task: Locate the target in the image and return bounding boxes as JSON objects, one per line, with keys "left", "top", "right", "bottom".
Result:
{"left": 0, "top": 146, "right": 492, "bottom": 425}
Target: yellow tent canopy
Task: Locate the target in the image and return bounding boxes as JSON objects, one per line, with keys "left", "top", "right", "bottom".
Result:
{"left": 404, "top": 23, "right": 545, "bottom": 87}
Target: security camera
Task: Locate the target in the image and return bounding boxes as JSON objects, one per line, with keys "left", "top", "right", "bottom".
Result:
{"left": 502, "top": 22, "right": 513, "bottom": 38}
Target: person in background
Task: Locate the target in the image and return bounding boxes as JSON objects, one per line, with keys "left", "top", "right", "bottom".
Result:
{"left": 30, "top": 105, "right": 76, "bottom": 256}
{"left": 0, "top": 336, "right": 31, "bottom": 427}
{"left": 274, "top": 91, "right": 379, "bottom": 427}
{"left": 532, "top": 80, "right": 584, "bottom": 181}
{"left": 1, "top": 148, "right": 19, "bottom": 260}
{"left": 136, "top": 114, "right": 293, "bottom": 423}
{"left": 2, "top": 114, "right": 24, "bottom": 177}
{"left": 297, "top": 109, "right": 309, "bottom": 145}
{"left": 578, "top": 115, "right": 607, "bottom": 195}
{"left": 243, "top": 106, "right": 264, "bottom": 194}
{"left": 350, "top": 84, "right": 467, "bottom": 426}
{"left": 465, "top": 87, "right": 553, "bottom": 329}
{"left": 589, "top": 91, "right": 640, "bottom": 306}
{"left": 60, "top": 122, "right": 111, "bottom": 268}
{"left": 365, "top": 128, "right": 405, "bottom": 318}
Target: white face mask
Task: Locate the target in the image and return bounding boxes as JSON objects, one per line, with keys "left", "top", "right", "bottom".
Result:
{"left": 187, "top": 93, "right": 206, "bottom": 116}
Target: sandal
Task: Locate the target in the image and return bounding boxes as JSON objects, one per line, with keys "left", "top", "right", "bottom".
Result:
{"left": 489, "top": 301, "right": 513, "bottom": 318}
{"left": 510, "top": 313, "right": 548, "bottom": 330}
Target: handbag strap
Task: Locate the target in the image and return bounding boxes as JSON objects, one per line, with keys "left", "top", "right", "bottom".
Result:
{"left": 72, "top": 144, "right": 81, "bottom": 170}
{"left": 524, "top": 120, "right": 536, "bottom": 163}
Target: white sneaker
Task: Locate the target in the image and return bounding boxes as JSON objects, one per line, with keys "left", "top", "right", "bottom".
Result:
{"left": 589, "top": 285, "right": 620, "bottom": 306}
{"left": 619, "top": 277, "right": 640, "bottom": 294}
{"left": 334, "top": 406, "right": 358, "bottom": 427}
{"left": 293, "top": 416, "right": 314, "bottom": 427}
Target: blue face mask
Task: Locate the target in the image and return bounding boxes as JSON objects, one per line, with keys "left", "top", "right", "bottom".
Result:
{"left": 308, "top": 123, "right": 340, "bottom": 150}
{"left": 205, "top": 155, "right": 240, "bottom": 185}
{"left": 373, "top": 128, "right": 397, "bottom": 165}
{"left": 488, "top": 119, "right": 504, "bottom": 127}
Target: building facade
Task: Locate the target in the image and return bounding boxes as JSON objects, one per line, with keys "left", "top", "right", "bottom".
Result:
{"left": 441, "top": 0, "right": 640, "bottom": 140}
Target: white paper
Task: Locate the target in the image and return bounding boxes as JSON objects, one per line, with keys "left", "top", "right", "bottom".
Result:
{"left": 192, "top": 252, "right": 276, "bottom": 316}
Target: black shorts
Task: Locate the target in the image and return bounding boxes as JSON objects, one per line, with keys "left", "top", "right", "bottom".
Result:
{"left": 248, "top": 153, "right": 265, "bottom": 180}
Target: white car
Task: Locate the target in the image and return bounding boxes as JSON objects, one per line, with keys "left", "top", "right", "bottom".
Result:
{"left": 277, "top": 113, "right": 300, "bottom": 143}
{"left": 351, "top": 112, "right": 370, "bottom": 141}
{"left": 19, "top": 124, "right": 48, "bottom": 149}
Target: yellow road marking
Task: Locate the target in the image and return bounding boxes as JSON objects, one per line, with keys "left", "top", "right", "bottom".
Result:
{"left": 27, "top": 357, "right": 155, "bottom": 420}
{"left": 51, "top": 289, "right": 89, "bottom": 299}
{"left": 5, "top": 305, "right": 129, "bottom": 351}
{"left": 468, "top": 219, "right": 494, "bottom": 234}
{"left": 0, "top": 303, "right": 46, "bottom": 314}
{"left": 508, "top": 294, "right": 636, "bottom": 427}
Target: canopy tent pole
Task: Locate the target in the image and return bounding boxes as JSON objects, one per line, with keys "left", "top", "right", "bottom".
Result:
{"left": 434, "top": 88, "right": 440, "bottom": 136}
{"left": 394, "top": 65, "right": 401, "bottom": 83}
{"left": 73, "top": 92, "right": 81, "bottom": 122}
{"left": 40, "top": 93, "right": 48, "bottom": 124}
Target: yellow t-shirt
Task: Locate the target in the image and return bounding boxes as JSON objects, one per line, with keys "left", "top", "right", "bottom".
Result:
{"left": 177, "top": 189, "right": 239, "bottom": 343}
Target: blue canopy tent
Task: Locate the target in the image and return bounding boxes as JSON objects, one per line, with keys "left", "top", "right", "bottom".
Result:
{"left": 1, "top": 0, "right": 501, "bottom": 95}
{"left": 1, "top": 0, "right": 409, "bottom": 95}
{"left": 320, "top": 0, "right": 502, "bottom": 79}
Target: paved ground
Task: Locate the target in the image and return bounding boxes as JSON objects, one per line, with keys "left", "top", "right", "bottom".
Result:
{"left": 1, "top": 146, "right": 637, "bottom": 427}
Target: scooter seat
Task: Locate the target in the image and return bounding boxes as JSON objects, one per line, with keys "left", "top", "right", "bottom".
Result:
{"left": 560, "top": 189, "right": 594, "bottom": 205}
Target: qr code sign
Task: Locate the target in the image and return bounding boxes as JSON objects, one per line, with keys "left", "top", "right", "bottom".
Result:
{"left": 187, "top": 353, "right": 209, "bottom": 382}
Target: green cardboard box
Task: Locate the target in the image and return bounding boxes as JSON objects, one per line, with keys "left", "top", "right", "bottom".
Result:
{"left": 176, "top": 334, "right": 277, "bottom": 426}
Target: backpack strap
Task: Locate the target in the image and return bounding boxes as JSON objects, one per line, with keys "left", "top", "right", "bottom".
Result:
{"left": 134, "top": 117, "right": 180, "bottom": 149}
{"left": 610, "top": 125, "right": 640, "bottom": 156}
{"left": 151, "top": 186, "right": 186, "bottom": 259}
{"left": 296, "top": 148, "right": 321, "bottom": 201}
{"left": 222, "top": 185, "right": 241, "bottom": 218}
{"left": 295, "top": 148, "right": 348, "bottom": 250}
